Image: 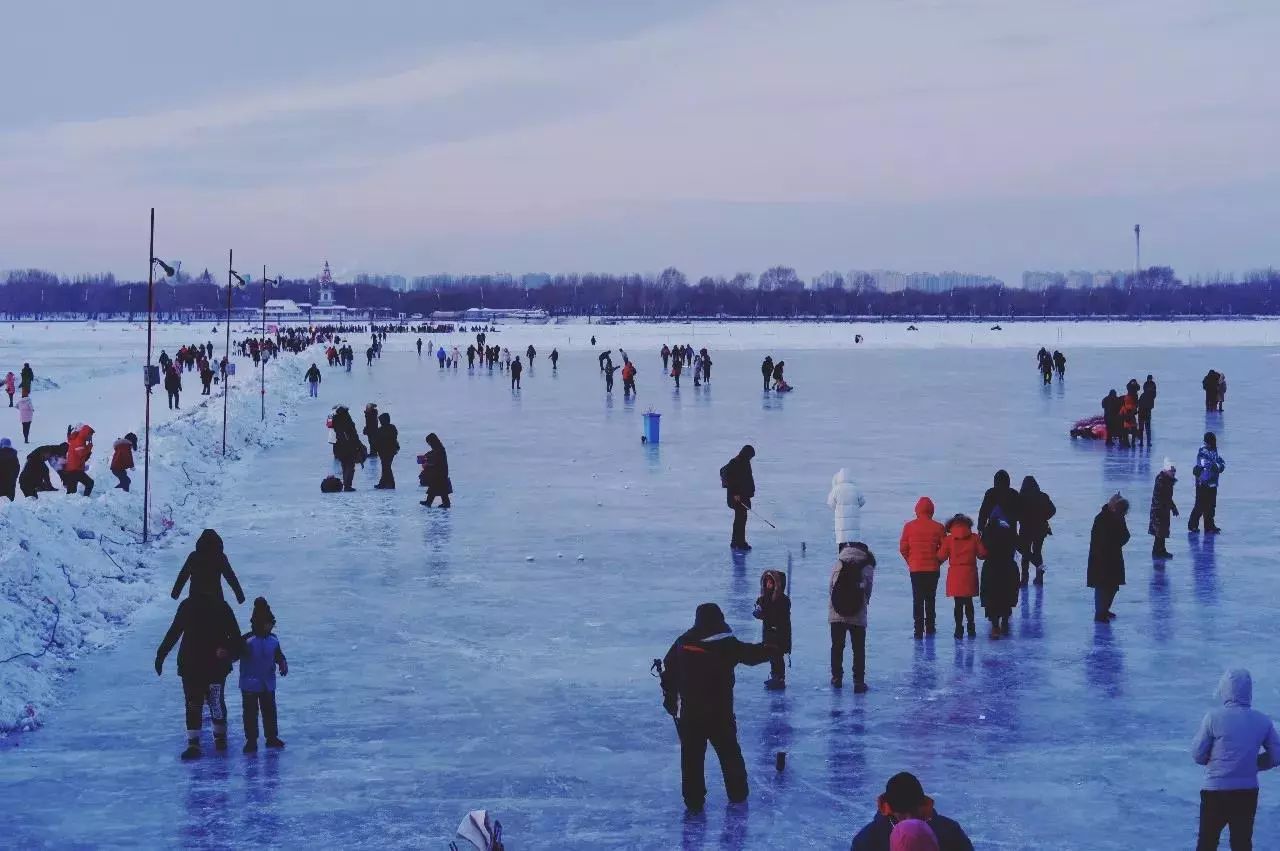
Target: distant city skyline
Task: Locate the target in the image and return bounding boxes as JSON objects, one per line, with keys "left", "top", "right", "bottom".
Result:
{"left": 2, "top": 1, "right": 1277, "bottom": 286}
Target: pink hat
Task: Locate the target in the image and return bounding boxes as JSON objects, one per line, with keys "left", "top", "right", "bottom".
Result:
{"left": 890, "top": 819, "right": 940, "bottom": 851}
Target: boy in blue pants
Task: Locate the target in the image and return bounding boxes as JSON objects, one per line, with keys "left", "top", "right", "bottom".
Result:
{"left": 241, "top": 597, "right": 289, "bottom": 753}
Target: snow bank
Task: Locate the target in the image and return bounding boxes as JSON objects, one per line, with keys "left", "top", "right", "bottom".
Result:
{"left": 0, "top": 356, "right": 307, "bottom": 733}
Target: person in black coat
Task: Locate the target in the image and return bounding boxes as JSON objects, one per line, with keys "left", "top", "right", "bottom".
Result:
{"left": 721, "top": 445, "right": 756, "bottom": 551}
{"left": 0, "top": 438, "right": 18, "bottom": 501}
{"left": 977, "top": 469, "right": 1021, "bottom": 534}
{"left": 1137, "top": 382, "right": 1156, "bottom": 446}
{"left": 331, "top": 406, "right": 362, "bottom": 491}
{"left": 363, "top": 404, "right": 380, "bottom": 457}
{"left": 1087, "top": 494, "right": 1130, "bottom": 623}
{"left": 164, "top": 367, "right": 182, "bottom": 410}
{"left": 1101, "top": 389, "right": 1122, "bottom": 445}
{"left": 155, "top": 589, "right": 243, "bottom": 760}
{"left": 1017, "top": 476, "right": 1056, "bottom": 585}
{"left": 373, "top": 412, "right": 399, "bottom": 490}
{"left": 760, "top": 356, "right": 773, "bottom": 392}
{"left": 19, "top": 445, "right": 60, "bottom": 498}
{"left": 419, "top": 432, "right": 451, "bottom": 508}
{"left": 849, "top": 772, "right": 975, "bottom": 851}
{"left": 171, "top": 529, "right": 246, "bottom": 604}
{"left": 1202, "top": 370, "right": 1220, "bottom": 412}
{"left": 659, "top": 603, "right": 777, "bottom": 812}
{"left": 980, "top": 506, "right": 1019, "bottom": 638}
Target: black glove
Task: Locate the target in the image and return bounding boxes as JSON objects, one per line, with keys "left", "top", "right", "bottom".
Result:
{"left": 154, "top": 656, "right": 163, "bottom": 676}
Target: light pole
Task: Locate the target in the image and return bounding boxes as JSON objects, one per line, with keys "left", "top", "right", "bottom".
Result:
{"left": 1134, "top": 224, "right": 1141, "bottom": 276}
{"left": 260, "top": 266, "right": 282, "bottom": 422}
{"left": 224, "top": 256, "right": 247, "bottom": 455}
{"left": 144, "top": 208, "right": 176, "bottom": 543}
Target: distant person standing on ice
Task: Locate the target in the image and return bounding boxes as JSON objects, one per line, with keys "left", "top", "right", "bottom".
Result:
{"left": 604, "top": 362, "right": 619, "bottom": 394}
{"left": 171, "top": 529, "right": 247, "bottom": 604}
{"left": 1202, "top": 369, "right": 1221, "bottom": 413}
{"left": 761, "top": 356, "right": 773, "bottom": 392}
{"left": 199, "top": 361, "right": 214, "bottom": 395}
{"left": 700, "top": 348, "right": 712, "bottom": 383}
{"left": 938, "top": 514, "right": 984, "bottom": 639}
{"left": 363, "top": 403, "right": 381, "bottom": 457}
{"left": 419, "top": 432, "right": 451, "bottom": 508}
{"left": 720, "top": 445, "right": 756, "bottom": 552}
{"left": 621, "top": 360, "right": 636, "bottom": 397}
{"left": 658, "top": 602, "right": 778, "bottom": 811}
{"left": 550, "top": 348, "right": 559, "bottom": 370}
{"left": 827, "top": 468, "right": 865, "bottom": 551}
{"left": 0, "top": 438, "right": 17, "bottom": 501}
{"left": 1216, "top": 371, "right": 1227, "bottom": 412}
{"left": 1189, "top": 432, "right": 1226, "bottom": 534}
{"left": 979, "top": 506, "right": 1018, "bottom": 638}
{"left": 1053, "top": 350, "right": 1066, "bottom": 379}
{"left": 977, "top": 470, "right": 1020, "bottom": 534}
{"left": 1087, "top": 493, "right": 1130, "bottom": 624}
{"left": 1149, "top": 459, "right": 1178, "bottom": 560}
{"left": 4, "top": 371, "right": 14, "bottom": 406}
{"left": 1191, "top": 668, "right": 1280, "bottom": 851}
{"left": 829, "top": 542, "right": 875, "bottom": 692}
{"left": 753, "top": 570, "right": 790, "bottom": 690}
{"left": 17, "top": 390, "right": 33, "bottom": 443}
{"left": 416, "top": 338, "right": 422, "bottom": 356}
{"left": 1138, "top": 379, "right": 1156, "bottom": 446}
{"left": 510, "top": 356, "right": 523, "bottom": 390}
{"left": 19, "top": 362, "right": 33, "bottom": 395}
{"left": 899, "top": 497, "right": 945, "bottom": 638}
{"left": 109, "top": 433, "right": 137, "bottom": 492}
{"left": 304, "top": 363, "right": 322, "bottom": 398}
{"left": 240, "top": 597, "right": 289, "bottom": 753}
{"left": 373, "top": 412, "right": 399, "bottom": 490}
{"left": 526, "top": 345, "right": 535, "bottom": 363}
{"left": 155, "top": 586, "right": 243, "bottom": 761}
{"left": 661, "top": 345, "right": 671, "bottom": 370}
{"left": 437, "top": 346, "right": 447, "bottom": 368}
{"left": 671, "top": 358, "right": 682, "bottom": 389}
{"left": 331, "top": 406, "right": 362, "bottom": 492}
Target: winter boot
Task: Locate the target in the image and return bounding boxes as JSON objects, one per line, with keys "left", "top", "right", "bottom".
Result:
{"left": 954, "top": 623, "right": 963, "bottom": 640}
{"left": 831, "top": 674, "right": 843, "bottom": 689}
{"left": 1019, "top": 561, "right": 1030, "bottom": 587}
{"left": 764, "top": 677, "right": 786, "bottom": 691}
{"left": 243, "top": 740, "right": 258, "bottom": 754}
{"left": 990, "top": 622, "right": 1001, "bottom": 639}
{"left": 967, "top": 621, "right": 977, "bottom": 638}
{"left": 1033, "top": 567, "right": 1045, "bottom": 585}
{"left": 924, "top": 620, "right": 936, "bottom": 636}
{"left": 853, "top": 680, "right": 869, "bottom": 694}
{"left": 181, "top": 733, "right": 201, "bottom": 761}
{"left": 265, "top": 737, "right": 286, "bottom": 749}
{"left": 1002, "top": 617, "right": 1012, "bottom": 636}
{"left": 913, "top": 618, "right": 924, "bottom": 640}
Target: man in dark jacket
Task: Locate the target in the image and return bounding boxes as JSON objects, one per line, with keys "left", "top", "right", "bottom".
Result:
{"left": 659, "top": 603, "right": 777, "bottom": 812}
{"left": 1137, "top": 381, "right": 1156, "bottom": 446}
{"left": 171, "top": 529, "right": 246, "bottom": 604}
{"left": 977, "top": 469, "right": 1020, "bottom": 534}
{"left": 722, "top": 445, "right": 756, "bottom": 551}
{"left": 19, "top": 445, "right": 61, "bottom": 498}
{"left": 1087, "top": 494, "right": 1130, "bottom": 623}
{"left": 760, "top": 356, "right": 773, "bottom": 392}
{"left": 373, "top": 412, "right": 399, "bottom": 490}
{"left": 1101, "top": 389, "right": 1122, "bottom": 446}
{"left": 850, "top": 772, "right": 974, "bottom": 851}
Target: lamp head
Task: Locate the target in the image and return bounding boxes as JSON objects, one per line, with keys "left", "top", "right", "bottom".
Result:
{"left": 230, "top": 270, "right": 247, "bottom": 288}
{"left": 152, "top": 258, "right": 176, "bottom": 277}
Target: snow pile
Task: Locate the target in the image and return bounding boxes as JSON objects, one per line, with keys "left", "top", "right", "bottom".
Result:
{"left": 0, "top": 356, "right": 307, "bottom": 733}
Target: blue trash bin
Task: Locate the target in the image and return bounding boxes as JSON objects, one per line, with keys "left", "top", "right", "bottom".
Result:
{"left": 642, "top": 412, "right": 661, "bottom": 444}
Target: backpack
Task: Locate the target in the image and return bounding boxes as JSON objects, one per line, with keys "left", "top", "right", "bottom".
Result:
{"left": 719, "top": 461, "right": 732, "bottom": 489}
{"left": 320, "top": 475, "right": 342, "bottom": 493}
{"left": 831, "top": 562, "right": 864, "bottom": 616}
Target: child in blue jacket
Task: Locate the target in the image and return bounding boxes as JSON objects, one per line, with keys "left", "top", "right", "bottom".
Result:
{"left": 240, "top": 597, "right": 288, "bottom": 753}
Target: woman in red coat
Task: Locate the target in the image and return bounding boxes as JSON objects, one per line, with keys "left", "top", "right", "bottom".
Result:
{"left": 938, "top": 514, "right": 986, "bottom": 639}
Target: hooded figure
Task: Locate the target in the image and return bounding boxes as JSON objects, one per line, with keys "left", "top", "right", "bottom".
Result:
{"left": 1087, "top": 494, "right": 1130, "bottom": 622}
{"left": 19, "top": 446, "right": 58, "bottom": 498}
{"left": 363, "top": 404, "right": 380, "bottom": 455}
{"left": 171, "top": 529, "right": 246, "bottom": 604}
{"left": 62, "top": 424, "right": 95, "bottom": 495}
{"left": 331, "top": 406, "right": 363, "bottom": 491}
{"left": 850, "top": 772, "right": 974, "bottom": 851}
{"left": 374, "top": 412, "right": 399, "bottom": 490}
{"left": 155, "top": 589, "right": 243, "bottom": 760}
{"left": 977, "top": 470, "right": 1020, "bottom": 533}
{"left": 827, "top": 468, "right": 865, "bottom": 547}
{"left": 979, "top": 506, "right": 1019, "bottom": 636}
{"left": 1148, "top": 460, "right": 1178, "bottom": 558}
{"left": 939, "top": 515, "right": 985, "bottom": 638}
{"left": 900, "top": 497, "right": 945, "bottom": 638}
{"left": 0, "top": 437, "right": 18, "bottom": 501}
{"left": 753, "top": 570, "right": 791, "bottom": 688}
{"left": 1191, "top": 669, "right": 1280, "bottom": 851}
{"left": 659, "top": 603, "right": 776, "bottom": 812}
{"left": 1016, "top": 475, "right": 1056, "bottom": 585}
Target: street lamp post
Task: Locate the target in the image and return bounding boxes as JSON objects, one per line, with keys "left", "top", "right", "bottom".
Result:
{"left": 224, "top": 256, "right": 247, "bottom": 455}
{"left": 144, "top": 208, "right": 176, "bottom": 543}
{"left": 260, "top": 267, "right": 282, "bottom": 422}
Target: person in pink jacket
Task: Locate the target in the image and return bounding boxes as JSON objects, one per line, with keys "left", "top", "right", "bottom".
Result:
{"left": 3, "top": 372, "right": 14, "bottom": 407}
{"left": 17, "top": 391, "right": 34, "bottom": 444}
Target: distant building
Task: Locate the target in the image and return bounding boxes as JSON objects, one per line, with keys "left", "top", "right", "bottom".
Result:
{"left": 850, "top": 269, "right": 1002, "bottom": 293}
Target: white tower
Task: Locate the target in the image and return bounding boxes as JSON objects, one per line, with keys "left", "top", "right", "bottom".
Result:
{"left": 318, "top": 261, "right": 335, "bottom": 306}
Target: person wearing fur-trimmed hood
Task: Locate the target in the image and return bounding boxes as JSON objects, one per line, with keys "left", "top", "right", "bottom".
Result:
{"left": 1148, "top": 460, "right": 1178, "bottom": 560}
{"left": 753, "top": 570, "right": 791, "bottom": 690}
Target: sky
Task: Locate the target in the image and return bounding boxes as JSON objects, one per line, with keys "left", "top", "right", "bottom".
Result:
{"left": 1, "top": 0, "right": 1277, "bottom": 286}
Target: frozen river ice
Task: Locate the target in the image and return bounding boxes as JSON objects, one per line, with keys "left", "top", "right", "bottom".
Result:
{"left": 2, "top": 321, "right": 1279, "bottom": 848}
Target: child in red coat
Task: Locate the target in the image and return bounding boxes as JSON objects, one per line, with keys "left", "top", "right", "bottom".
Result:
{"left": 938, "top": 514, "right": 986, "bottom": 639}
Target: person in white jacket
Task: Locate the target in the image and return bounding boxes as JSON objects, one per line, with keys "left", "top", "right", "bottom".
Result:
{"left": 827, "top": 468, "right": 865, "bottom": 551}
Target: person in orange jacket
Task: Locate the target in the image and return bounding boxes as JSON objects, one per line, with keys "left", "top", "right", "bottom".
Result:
{"left": 110, "top": 432, "right": 138, "bottom": 492}
{"left": 64, "top": 424, "right": 95, "bottom": 495}
{"left": 938, "top": 514, "right": 986, "bottom": 639}
{"left": 899, "top": 497, "right": 946, "bottom": 638}
{"left": 1118, "top": 391, "right": 1138, "bottom": 448}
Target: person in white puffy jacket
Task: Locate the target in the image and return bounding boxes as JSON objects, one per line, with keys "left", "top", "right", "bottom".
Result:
{"left": 827, "top": 468, "right": 865, "bottom": 550}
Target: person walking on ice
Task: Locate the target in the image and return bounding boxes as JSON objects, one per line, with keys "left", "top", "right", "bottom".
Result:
{"left": 304, "top": 363, "right": 322, "bottom": 398}
{"left": 510, "top": 356, "right": 523, "bottom": 390}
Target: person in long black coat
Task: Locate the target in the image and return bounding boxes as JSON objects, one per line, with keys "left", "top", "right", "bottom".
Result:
{"left": 373, "top": 413, "right": 399, "bottom": 490}
{"left": 1101, "top": 390, "right": 1122, "bottom": 445}
{"left": 1087, "top": 494, "right": 1130, "bottom": 623}
{"left": 980, "top": 506, "right": 1019, "bottom": 638}
{"left": 331, "top": 406, "right": 362, "bottom": 491}
{"left": 0, "top": 438, "right": 18, "bottom": 501}
{"left": 155, "top": 590, "right": 243, "bottom": 760}
{"left": 419, "top": 432, "right": 451, "bottom": 508}
{"left": 977, "top": 469, "right": 1021, "bottom": 534}
{"left": 721, "top": 445, "right": 756, "bottom": 551}
{"left": 363, "top": 404, "right": 380, "bottom": 457}
{"left": 19, "top": 445, "right": 60, "bottom": 498}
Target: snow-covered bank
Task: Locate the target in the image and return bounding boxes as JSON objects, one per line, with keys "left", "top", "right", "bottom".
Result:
{"left": 0, "top": 355, "right": 307, "bottom": 733}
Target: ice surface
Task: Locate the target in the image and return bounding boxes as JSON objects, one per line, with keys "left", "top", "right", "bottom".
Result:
{"left": 2, "top": 320, "right": 1279, "bottom": 849}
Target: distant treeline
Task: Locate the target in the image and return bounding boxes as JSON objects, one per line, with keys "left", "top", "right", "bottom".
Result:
{"left": 1, "top": 265, "right": 1279, "bottom": 319}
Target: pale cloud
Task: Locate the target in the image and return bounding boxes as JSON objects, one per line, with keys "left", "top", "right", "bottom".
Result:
{"left": 1, "top": 0, "right": 1277, "bottom": 283}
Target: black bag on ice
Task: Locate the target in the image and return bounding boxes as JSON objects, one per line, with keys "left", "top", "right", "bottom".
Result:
{"left": 320, "top": 475, "right": 342, "bottom": 493}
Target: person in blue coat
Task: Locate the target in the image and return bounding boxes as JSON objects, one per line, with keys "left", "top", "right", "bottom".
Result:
{"left": 437, "top": 346, "right": 447, "bottom": 368}
{"left": 1188, "top": 431, "right": 1226, "bottom": 533}
{"left": 240, "top": 597, "right": 289, "bottom": 753}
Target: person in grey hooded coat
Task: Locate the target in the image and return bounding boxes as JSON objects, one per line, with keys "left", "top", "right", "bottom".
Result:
{"left": 1191, "top": 668, "right": 1280, "bottom": 850}
{"left": 829, "top": 542, "right": 876, "bottom": 692}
